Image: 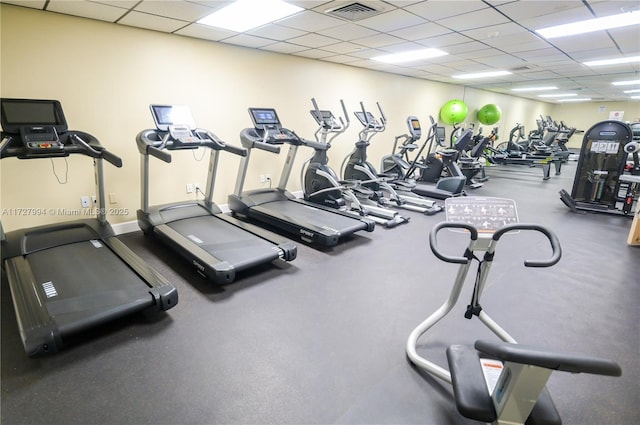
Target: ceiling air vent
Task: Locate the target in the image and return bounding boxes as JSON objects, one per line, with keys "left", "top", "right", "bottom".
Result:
{"left": 510, "top": 66, "right": 531, "bottom": 71}
{"left": 326, "top": 2, "right": 381, "bottom": 21}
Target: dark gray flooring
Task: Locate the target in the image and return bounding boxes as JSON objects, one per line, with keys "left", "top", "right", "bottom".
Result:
{"left": 2, "top": 162, "right": 638, "bottom": 425}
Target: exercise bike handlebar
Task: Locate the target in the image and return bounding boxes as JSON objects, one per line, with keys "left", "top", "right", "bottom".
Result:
{"left": 429, "top": 222, "right": 478, "bottom": 264}
{"left": 492, "top": 223, "right": 562, "bottom": 267}
{"left": 430, "top": 222, "right": 561, "bottom": 267}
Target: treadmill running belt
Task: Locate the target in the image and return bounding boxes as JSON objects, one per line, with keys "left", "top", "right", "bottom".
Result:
{"left": 167, "top": 215, "right": 281, "bottom": 269}
{"left": 27, "top": 240, "right": 156, "bottom": 335}
{"left": 252, "top": 200, "right": 367, "bottom": 234}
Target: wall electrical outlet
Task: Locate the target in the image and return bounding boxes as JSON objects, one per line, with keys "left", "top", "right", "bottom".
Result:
{"left": 186, "top": 183, "right": 194, "bottom": 193}
{"left": 260, "top": 175, "right": 266, "bottom": 183}
{"left": 194, "top": 182, "right": 201, "bottom": 192}
{"left": 80, "top": 196, "right": 91, "bottom": 208}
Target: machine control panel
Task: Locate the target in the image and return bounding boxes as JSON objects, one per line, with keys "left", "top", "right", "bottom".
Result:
{"left": 445, "top": 197, "right": 519, "bottom": 232}
{"left": 20, "top": 125, "right": 64, "bottom": 154}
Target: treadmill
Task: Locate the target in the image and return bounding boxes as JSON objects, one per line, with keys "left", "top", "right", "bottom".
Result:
{"left": 0, "top": 98, "right": 178, "bottom": 357}
{"left": 136, "top": 105, "right": 296, "bottom": 284}
{"left": 228, "top": 107, "right": 375, "bottom": 247}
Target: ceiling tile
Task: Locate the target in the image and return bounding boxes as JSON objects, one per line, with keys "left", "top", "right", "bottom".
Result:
{"left": 118, "top": 11, "right": 187, "bottom": 33}
{"left": 248, "top": 24, "right": 307, "bottom": 41}
{"left": 356, "top": 8, "right": 427, "bottom": 32}
{"left": 222, "top": 34, "right": 274, "bottom": 48}
{"left": 352, "top": 33, "right": 405, "bottom": 48}
{"left": 47, "top": 1, "right": 127, "bottom": 22}
{"left": 91, "top": 1, "right": 139, "bottom": 9}
{"left": 134, "top": 0, "right": 213, "bottom": 22}
{"left": 316, "top": 23, "right": 379, "bottom": 41}
{"left": 322, "top": 41, "right": 370, "bottom": 55}
{"left": 322, "top": 54, "right": 362, "bottom": 64}
{"left": 438, "top": 8, "right": 510, "bottom": 32}
{"left": 175, "top": 23, "right": 235, "bottom": 41}
{"left": 1, "top": 0, "right": 45, "bottom": 9}
{"left": 389, "top": 21, "right": 451, "bottom": 40}
{"left": 406, "top": 1, "right": 488, "bottom": 21}
{"left": 260, "top": 42, "right": 308, "bottom": 54}
{"left": 288, "top": 33, "right": 341, "bottom": 48}
{"left": 277, "top": 10, "right": 344, "bottom": 32}
{"left": 293, "top": 49, "right": 336, "bottom": 59}
{"left": 550, "top": 32, "right": 616, "bottom": 53}
{"left": 416, "top": 32, "right": 474, "bottom": 48}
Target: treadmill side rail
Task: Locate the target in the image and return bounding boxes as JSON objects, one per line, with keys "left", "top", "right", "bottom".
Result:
{"left": 103, "top": 236, "right": 178, "bottom": 310}
{"left": 3, "top": 256, "right": 63, "bottom": 357}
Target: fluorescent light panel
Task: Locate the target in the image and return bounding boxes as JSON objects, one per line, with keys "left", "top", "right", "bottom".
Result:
{"left": 371, "top": 48, "right": 448, "bottom": 64}
{"left": 583, "top": 56, "right": 640, "bottom": 67}
{"left": 511, "top": 86, "right": 558, "bottom": 92}
{"left": 538, "top": 93, "right": 578, "bottom": 98}
{"left": 558, "top": 98, "right": 592, "bottom": 102}
{"left": 452, "top": 70, "right": 512, "bottom": 79}
{"left": 624, "top": 89, "right": 640, "bottom": 93}
{"left": 631, "top": 95, "right": 640, "bottom": 99}
{"left": 197, "top": 0, "right": 302, "bottom": 32}
{"left": 536, "top": 10, "right": 640, "bottom": 39}
{"left": 612, "top": 79, "right": 640, "bottom": 86}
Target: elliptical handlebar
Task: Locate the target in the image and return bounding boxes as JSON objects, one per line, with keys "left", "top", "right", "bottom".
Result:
{"left": 492, "top": 223, "right": 562, "bottom": 267}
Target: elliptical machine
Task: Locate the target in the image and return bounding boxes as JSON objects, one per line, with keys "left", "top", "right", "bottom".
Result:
{"left": 406, "top": 196, "right": 622, "bottom": 425}
{"left": 301, "top": 98, "right": 408, "bottom": 228}
{"left": 403, "top": 116, "right": 468, "bottom": 198}
{"left": 341, "top": 102, "right": 442, "bottom": 215}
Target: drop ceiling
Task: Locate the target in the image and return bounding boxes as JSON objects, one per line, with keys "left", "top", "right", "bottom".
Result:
{"left": 2, "top": 0, "right": 639, "bottom": 103}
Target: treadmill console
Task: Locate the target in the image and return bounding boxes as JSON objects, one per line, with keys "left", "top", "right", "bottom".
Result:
{"left": 248, "top": 108, "right": 296, "bottom": 143}
{"left": 20, "top": 125, "right": 64, "bottom": 155}
{"left": 149, "top": 104, "right": 199, "bottom": 146}
{"left": 407, "top": 116, "right": 421, "bottom": 140}
{"left": 1, "top": 98, "right": 68, "bottom": 156}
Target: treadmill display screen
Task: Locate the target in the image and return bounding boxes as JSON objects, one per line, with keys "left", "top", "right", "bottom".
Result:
{"left": 250, "top": 108, "right": 280, "bottom": 127}
{"left": 0, "top": 98, "right": 68, "bottom": 134}
{"left": 409, "top": 118, "right": 421, "bottom": 131}
{"left": 436, "top": 126, "right": 446, "bottom": 141}
{"left": 150, "top": 104, "right": 196, "bottom": 131}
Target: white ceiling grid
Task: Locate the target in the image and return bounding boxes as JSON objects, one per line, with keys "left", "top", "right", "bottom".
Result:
{"left": 1, "top": 0, "right": 639, "bottom": 102}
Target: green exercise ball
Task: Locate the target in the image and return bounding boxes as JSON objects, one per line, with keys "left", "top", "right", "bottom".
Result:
{"left": 439, "top": 100, "right": 468, "bottom": 125}
{"left": 477, "top": 104, "right": 502, "bottom": 125}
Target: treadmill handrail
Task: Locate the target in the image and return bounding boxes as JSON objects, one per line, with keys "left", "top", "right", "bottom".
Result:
{"left": 0, "top": 129, "right": 121, "bottom": 165}
{"left": 137, "top": 128, "right": 247, "bottom": 158}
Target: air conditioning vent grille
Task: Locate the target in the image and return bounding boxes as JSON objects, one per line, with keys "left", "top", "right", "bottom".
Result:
{"left": 326, "top": 2, "right": 380, "bottom": 21}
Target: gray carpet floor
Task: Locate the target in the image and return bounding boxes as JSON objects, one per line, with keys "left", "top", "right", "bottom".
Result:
{"left": 2, "top": 161, "right": 638, "bottom": 425}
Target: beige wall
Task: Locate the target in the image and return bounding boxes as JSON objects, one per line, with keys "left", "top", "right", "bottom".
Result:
{"left": 0, "top": 4, "right": 584, "bottom": 231}
{"left": 552, "top": 102, "right": 640, "bottom": 148}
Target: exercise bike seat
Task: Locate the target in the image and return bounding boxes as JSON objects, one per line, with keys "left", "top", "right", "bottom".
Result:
{"left": 447, "top": 344, "right": 562, "bottom": 425}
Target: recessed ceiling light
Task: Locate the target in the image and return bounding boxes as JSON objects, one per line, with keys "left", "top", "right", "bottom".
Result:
{"left": 511, "top": 86, "right": 558, "bottom": 92}
{"left": 197, "top": 0, "right": 302, "bottom": 32}
{"left": 558, "top": 98, "right": 592, "bottom": 102}
{"left": 612, "top": 79, "right": 640, "bottom": 86}
{"left": 371, "top": 48, "right": 449, "bottom": 64}
{"left": 583, "top": 56, "right": 640, "bottom": 67}
{"left": 536, "top": 10, "right": 640, "bottom": 39}
{"left": 624, "top": 89, "right": 640, "bottom": 93}
{"left": 452, "top": 70, "right": 512, "bottom": 79}
{"left": 631, "top": 95, "right": 640, "bottom": 99}
{"left": 538, "top": 93, "right": 578, "bottom": 98}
